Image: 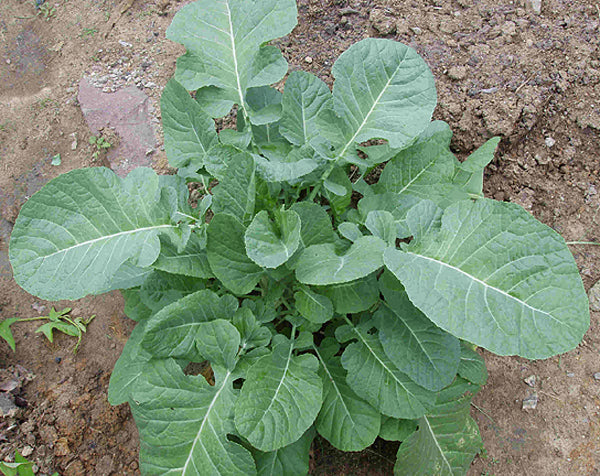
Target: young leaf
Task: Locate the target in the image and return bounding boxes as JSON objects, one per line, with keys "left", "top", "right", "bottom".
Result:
{"left": 294, "top": 287, "right": 333, "bottom": 324}
{"left": 394, "top": 378, "right": 482, "bottom": 476}
{"left": 377, "top": 271, "right": 460, "bottom": 392}
{"left": 253, "top": 145, "right": 321, "bottom": 183}
{"left": 458, "top": 342, "right": 488, "bottom": 386}
{"left": 233, "top": 307, "right": 272, "bottom": 350}
{"left": 319, "top": 274, "right": 380, "bottom": 314}
{"left": 365, "top": 210, "right": 397, "bottom": 245}
{"left": 245, "top": 210, "right": 301, "bottom": 269}
{"left": 132, "top": 359, "right": 256, "bottom": 476}
{"left": 9, "top": 167, "right": 183, "bottom": 301}
{"left": 246, "top": 86, "right": 282, "bottom": 125}
{"left": 141, "top": 289, "right": 239, "bottom": 360}
{"left": 453, "top": 137, "right": 500, "bottom": 197}
{"left": 0, "top": 318, "right": 19, "bottom": 352}
{"left": 251, "top": 427, "right": 315, "bottom": 476}
{"left": 295, "top": 236, "right": 387, "bottom": 286}
{"left": 321, "top": 38, "right": 436, "bottom": 164}
{"left": 167, "top": 0, "right": 297, "bottom": 117}
{"left": 374, "top": 121, "right": 467, "bottom": 206}
{"left": 379, "top": 416, "right": 417, "bottom": 442}
{"left": 235, "top": 335, "right": 323, "bottom": 452}
{"left": 161, "top": 79, "right": 218, "bottom": 174}
{"left": 153, "top": 233, "right": 213, "bottom": 279}
{"left": 384, "top": 198, "right": 590, "bottom": 359}
{"left": 194, "top": 86, "right": 236, "bottom": 118}
{"left": 280, "top": 71, "right": 333, "bottom": 146}
{"left": 338, "top": 319, "right": 435, "bottom": 419}
{"left": 207, "top": 214, "right": 264, "bottom": 294}
{"left": 211, "top": 149, "right": 256, "bottom": 226}
{"left": 290, "top": 202, "right": 335, "bottom": 248}
{"left": 313, "top": 339, "right": 380, "bottom": 451}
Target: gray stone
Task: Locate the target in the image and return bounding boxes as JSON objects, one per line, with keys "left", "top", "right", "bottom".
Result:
{"left": 528, "top": 0, "right": 542, "bottom": 14}
{"left": 588, "top": 280, "right": 600, "bottom": 312}
{"left": 524, "top": 375, "right": 536, "bottom": 387}
{"left": 594, "top": 372, "right": 600, "bottom": 381}
{"left": 522, "top": 392, "right": 538, "bottom": 410}
{"left": 448, "top": 66, "right": 468, "bottom": 81}
{"left": 0, "top": 393, "right": 17, "bottom": 417}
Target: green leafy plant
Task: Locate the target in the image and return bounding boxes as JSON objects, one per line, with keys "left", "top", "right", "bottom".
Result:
{"left": 7, "top": 0, "right": 590, "bottom": 474}
{"left": 36, "top": 2, "right": 56, "bottom": 21}
{"left": 0, "top": 450, "right": 58, "bottom": 476}
{"left": 89, "top": 134, "right": 111, "bottom": 160}
{"left": 0, "top": 307, "right": 95, "bottom": 353}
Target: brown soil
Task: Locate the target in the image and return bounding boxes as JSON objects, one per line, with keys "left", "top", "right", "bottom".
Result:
{"left": 1, "top": 0, "right": 599, "bottom": 475}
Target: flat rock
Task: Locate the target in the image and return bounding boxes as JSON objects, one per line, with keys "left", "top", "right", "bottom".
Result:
{"left": 588, "top": 280, "right": 600, "bottom": 312}
{"left": 0, "top": 393, "right": 18, "bottom": 417}
{"left": 78, "top": 78, "right": 156, "bottom": 177}
{"left": 522, "top": 392, "right": 538, "bottom": 410}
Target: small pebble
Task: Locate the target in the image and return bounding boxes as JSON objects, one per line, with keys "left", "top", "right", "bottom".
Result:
{"left": 545, "top": 136, "right": 556, "bottom": 147}
{"left": 6, "top": 59, "right": 11, "bottom": 65}
{"left": 594, "top": 372, "right": 600, "bottom": 381}
{"left": 524, "top": 375, "right": 536, "bottom": 387}
{"left": 522, "top": 393, "right": 538, "bottom": 410}
{"left": 448, "top": 66, "right": 468, "bottom": 81}
{"left": 304, "top": 56, "right": 313, "bottom": 64}
{"left": 567, "top": 372, "right": 575, "bottom": 378}
{"left": 118, "top": 40, "right": 133, "bottom": 47}
{"left": 55, "top": 357, "right": 62, "bottom": 364}
{"left": 21, "top": 446, "right": 34, "bottom": 457}
{"left": 411, "top": 26, "right": 423, "bottom": 35}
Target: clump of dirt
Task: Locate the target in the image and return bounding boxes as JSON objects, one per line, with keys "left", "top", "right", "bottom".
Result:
{"left": 0, "top": 0, "right": 598, "bottom": 474}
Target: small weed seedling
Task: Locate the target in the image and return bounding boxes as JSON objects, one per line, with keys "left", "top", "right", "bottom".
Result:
{"left": 0, "top": 450, "right": 59, "bottom": 476}
{"left": 79, "top": 28, "right": 98, "bottom": 39}
{"left": 7, "top": 0, "right": 590, "bottom": 473}
{"left": 89, "top": 134, "right": 111, "bottom": 161}
{"left": 36, "top": 2, "right": 56, "bottom": 21}
{"left": 0, "top": 307, "right": 95, "bottom": 353}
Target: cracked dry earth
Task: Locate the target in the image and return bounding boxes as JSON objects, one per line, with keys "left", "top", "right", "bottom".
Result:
{"left": 0, "top": 0, "right": 599, "bottom": 474}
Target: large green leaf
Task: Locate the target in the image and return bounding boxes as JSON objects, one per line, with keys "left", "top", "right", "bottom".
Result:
{"left": 132, "top": 359, "right": 256, "bottom": 476}
{"left": 314, "top": 339, "right": 380, "bottom": 451}
{"left": 458, "top": 343, "right": 488, "bottom": 386}
{"left": 245, "top": 210, "right": 301, "bottom": 268}
{"left": 337, "top": 320, "right": 435, "bottom": 419}
{"left": 384, "top": 198, "right": 590, "bottom": 359}
{"left": 153, "top": 233, "right": 213, "bottom": 279}
{"left": 167, "top": 0, "right": 297, "bottom": 118}
{"left": 295, "top": 236, "right": 387, "bottom": 285}
{"left": 320, "top": 38, "right": 436, "bottom": 165}
{"left": 379, "top": 416, "right": 417, "bottom": 442}
{"left": 207, "top": 214, "right": 264, "bottom": 295}
{"left": 142, "top": 289, "right": 239, "bottom": 360}
{"left": 375, "top": 121, "right": 467, "bottom": 206}
{"left": 395, "top": 378, "right": 482, "bottom": 476}
{"left": 235, "top": 335, "right": 323, "bottom": 451}
{"left": 377, "top": 271, "right": 460, "bottom": 392}
{"left": 9, "top": 167, "right": 183, "bottom": 300}
{"left": 290, "top": 202, "right": 335, "bottom": 248}
{"left": 122, "top": 288, "right": 153, "bottom": 322}
{"left": 280, "top": 71, "right": 333, "bottom": 146}
{"left": 294, "top": 287, "right": 333, "bottom": 324}
{"left": 253, "top": 145, "right": 322, "bottom": 183}
{"left": 161, "top": 79, "right": 218, "bottom": 174}
{"left": 251, "top": 427, "right": 315, "bottom": 476}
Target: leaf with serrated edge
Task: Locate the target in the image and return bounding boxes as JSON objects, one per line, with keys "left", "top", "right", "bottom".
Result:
{"left": 394, "top": 378, "right": 482, "bottom": 476}
{"left": 314, "top": 339, "right": 380, "bottom": 451}
{"left": 9, "top": 167, "right": 182, "bottom": 301}
{"left": 167, "top": 0, "right": 297, "bottom": 118}
{"left": 338, "top": 320, "right": 435, "bottom": 419}
{"left": 235, "top": 335, "right": 322, "bottom": 451}
{"left": 377, "top": 270, "right": 460, "bottom": 392}
{"left": 132, "top": 359, "right": 256, "bottom": 476}
{"left": 295, "top": 236, "right": 387, "bottom": 285}
{"left": 384, "top": 198, "right": 590, "bottom": 359}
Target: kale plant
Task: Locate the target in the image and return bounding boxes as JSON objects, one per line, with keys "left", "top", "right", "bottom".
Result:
{"left": 8, "top": 0, "right": 590, "bottom": 474}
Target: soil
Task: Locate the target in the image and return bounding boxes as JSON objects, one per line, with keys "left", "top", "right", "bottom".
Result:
{"left": 0, "top": 0, "right": 599, "bottom": 475}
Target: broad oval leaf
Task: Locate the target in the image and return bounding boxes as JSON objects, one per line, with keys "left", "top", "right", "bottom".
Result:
{"left": 377, "top": 271, "right": 460, "bottom": 392}
{"left": 294, "top": 287, "right": 333, "bottom": 324}
{"left": 153, "top": 233, "right": 213, "bottom": 279}
{"left": 395, "top": 378, "right": 482, "bottom": 476}
{"left": 235, "top": 336, "right": 323, "bottom": 451}
{"left": 322, "top": 38, "right": 436, "bottom": 163}
{"left": 167, "top": 0, "right": 297, "bottom": 116}
{"left": 319, "top": 274, "right": 380, "bottom": 314}
{"left": 379, "top": 416, "right": 417, "bottom": 442}
{"left": 207, "top": 214, "right": 264, "bottom": 295}
{"left": 314, "top": 339, "right": 380, "bottom": 451}
{"left": 245, "top": 210, "right": 301, "bottom": 268}
{"left": 280, "top": 71, "right": 333, "bottom": 146}
{"left": 9, "top": 167, "right": 181, "bottom": 301}
{"left": 132, "top": 360, "right": 256, "bottom": 476}
{"left": 384, "top": 198, "right": 590, "bottom": 359}
{"left": 337, "top": 320, "right": 435, "bottom": 419}
{"left": 295, "top": 236, "right": 387, "bottom": 286}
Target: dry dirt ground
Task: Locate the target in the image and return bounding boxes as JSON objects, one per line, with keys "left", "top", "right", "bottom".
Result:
{"left": 0, "top": 0, "right": 599, "bottom": 475}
